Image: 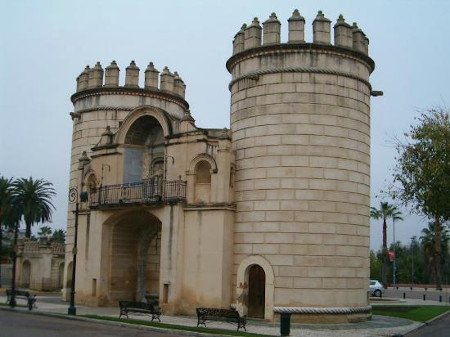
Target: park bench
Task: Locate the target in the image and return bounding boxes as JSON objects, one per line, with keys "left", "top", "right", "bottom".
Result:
{"left": 118, "top": 300, "right": 161, "bottom": 322}
{"left": 196, "top": 307, "right": 247, "bottom": 331}
{"left": 144, "top": 294, "right": 159, "bottom": 306}
{"left": 6, "top": 289, "right": 37, "bottom": 310}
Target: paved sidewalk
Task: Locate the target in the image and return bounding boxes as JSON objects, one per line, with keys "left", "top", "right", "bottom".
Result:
{"left": 0, "top": 293, "right": 425, "bottom": 337}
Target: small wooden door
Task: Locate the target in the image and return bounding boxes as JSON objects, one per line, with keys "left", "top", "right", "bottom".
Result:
{"left": 247, "top": 265, "right": 265, "bottom": 318}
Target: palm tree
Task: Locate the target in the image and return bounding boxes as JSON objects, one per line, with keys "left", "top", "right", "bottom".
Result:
{"left": 0, "top": 176, "right": 14, "bottom": 287}
{"left": 370, "top": 201, "right": 403, "bottom": 285}
{"left": 51, "top": 229, "right": 66, "bottom": 244}
{"left": 12, "top": 177, "right": 56, "bottom": 238}
{"left": 38, "top": 225, "right": 53, "bottom": 241}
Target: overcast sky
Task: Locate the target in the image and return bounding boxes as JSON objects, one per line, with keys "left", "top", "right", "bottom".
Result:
{"left": 1, "top": 0, "right": 449, "bottom": 250}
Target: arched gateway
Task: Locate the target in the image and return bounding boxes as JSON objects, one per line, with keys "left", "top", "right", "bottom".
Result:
{"left": 106, "top": 210, "right": 161, "bottom": 302}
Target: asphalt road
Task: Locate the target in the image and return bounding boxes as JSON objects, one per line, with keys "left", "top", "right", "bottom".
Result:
{"left": 382, "top": 288, "right": 450, "bottom": 303}
{"left": 0, "top": 310, "right": 186, "bottom": 337}
{"left": 405, "top": 312, "right": 450, "bottom": 337}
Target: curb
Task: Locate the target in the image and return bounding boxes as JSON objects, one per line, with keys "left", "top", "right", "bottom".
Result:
{"left": 399, "top": 310, "right": 450, "bottom": 336}
{"left": 0, "top": 306, "right": 265, "bottom": 337}
{"left": 424, "top": 309, "right": 450, "bottom": 325}
{"left": 393, "top": 322, "right": 425, "bottom": 337}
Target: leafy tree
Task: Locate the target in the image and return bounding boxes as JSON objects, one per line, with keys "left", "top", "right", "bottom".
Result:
{"left": 370, "top": 201, "right": 403, "bottom": 285}
{"left": 391, "top": 108, "right": 450, "bottom": 289}
{"left": 369, "top": 250, "right": 382, "bottom": 280}
{"left": 420, "top": 222, "right": 450, "bottom": 285}
{"left": 51, "top": 229, "right": 66, "bottom": 244}
{"left": 12, "top": 177, "right": 56, "bottom": 238}
{"left": 409, "top": 236, "right": 426, "bottom": 284}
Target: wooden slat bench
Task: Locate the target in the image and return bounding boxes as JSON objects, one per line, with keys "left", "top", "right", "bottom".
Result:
{"left": 196, "top": 307, "right": 247, "bottom": 331}
{"left": 6, "top": 289, "right": 37, "bottom": 310}
{"left": 118, "top": 300, "right": 161, "bottom": 322}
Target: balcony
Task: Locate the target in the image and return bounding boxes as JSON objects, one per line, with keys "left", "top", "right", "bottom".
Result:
{"left": 89, "top": 179, "right": 186, "bottom": 209}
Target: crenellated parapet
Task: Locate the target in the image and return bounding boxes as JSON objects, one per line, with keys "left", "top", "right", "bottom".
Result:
{"left": 232, "top": 9, "right": 370, "bottom": 56}
{"left": 74, "top": 60, "right": 187, "bottom": 99}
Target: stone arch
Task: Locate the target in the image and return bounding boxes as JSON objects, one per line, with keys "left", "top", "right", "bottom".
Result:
{"left": 236, "top": 255, "right": 274, "bottom": 321}
{"left": 186, "top": 153, "right": 218, "bottom": 204}
{"left": 115, "top": 106, "right": 172, "bottom": 145}
{"left": 117, "top": 108, "right": 170, "bottom": 183}
{"left": 103, "top": 210, "right": 162, "bottom": 302}
{"left": 83, "top": 170, "right": 98, "bottom": 194}
{"left": 188, "top": 153, "right": 218, "bottom": 175}
{"left": 21, "top": 260, "right": 31, "bottom": 288}
{"left": 194, "top": 160, "right": 211, "bottom": 203}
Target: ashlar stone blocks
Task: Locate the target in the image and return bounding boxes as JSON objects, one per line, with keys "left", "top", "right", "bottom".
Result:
{"left": 228, "top": 11, "right": 374, "bottom": 322}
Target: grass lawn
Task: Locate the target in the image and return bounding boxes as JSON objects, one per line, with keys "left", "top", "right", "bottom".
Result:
{"left": 372, "top": 305, "right": 450, "bottom": 322}
{"left": 83, "top": 315, "right": 275, "bottom": 337}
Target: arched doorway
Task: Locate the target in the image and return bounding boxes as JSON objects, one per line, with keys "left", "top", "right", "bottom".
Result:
{"left": 247, "top": 264, "right": 266, "bottom": 318}
{"left": 236, "top": 256, "right": 274, "bottom": 321}
{"left": 109, "top": 211, "right": 161, "bottom": 302}
{"left": 21, "top": 260, "right": 31, "bottom": 288}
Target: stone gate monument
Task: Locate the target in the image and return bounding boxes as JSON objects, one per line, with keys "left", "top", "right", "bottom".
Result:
{"left": 64, "top": 10, "right": 377, "bottom": 323}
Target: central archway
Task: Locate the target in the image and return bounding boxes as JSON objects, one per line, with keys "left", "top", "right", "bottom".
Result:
{"left": 109, "top": 211, "right": 162, "bottom": 301}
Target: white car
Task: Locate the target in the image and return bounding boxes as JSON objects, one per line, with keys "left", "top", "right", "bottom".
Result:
{"left": 369, "top": 279, "right": 383, "bottom": 297}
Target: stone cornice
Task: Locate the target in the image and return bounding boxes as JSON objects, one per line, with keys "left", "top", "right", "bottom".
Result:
{"left": 184, "top": 203, "right": 236, "bottom": 211}
{"left": 71, "top": 86, "right": 189, "bottom": 111}
{"left": 74, "top": 106, "right": 132, "bottom": 114}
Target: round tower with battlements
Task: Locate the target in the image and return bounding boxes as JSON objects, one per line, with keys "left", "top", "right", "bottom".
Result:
{"left": 227, "top": 10, "right": 375, "bottom": 322}
{"left": 64, "top": 60, "right": 189, "bottom": 302}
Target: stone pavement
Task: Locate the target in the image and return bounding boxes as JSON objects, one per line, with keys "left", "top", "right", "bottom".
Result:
{"left": 0, "top": 293, "right": 430, "bottom": 337}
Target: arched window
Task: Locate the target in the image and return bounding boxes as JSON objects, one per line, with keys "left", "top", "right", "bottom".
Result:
{"left": 86, "top": 174, "right": 97, "bottom": 194}
{"left": 123, "top": 116, "right": 164, "bottom": 183}
{"left": 194, "top": 161, "right": 211, "bottom": 203}
{"left": 196, "top": 161, "right": 211, "bottom": 184}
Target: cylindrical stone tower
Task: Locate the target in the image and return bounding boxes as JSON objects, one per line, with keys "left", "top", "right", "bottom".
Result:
{"left": 227, "top": 10, "right": 375, "bottom": 323}
{"left": 64, "top": 60, "right": 189, "bottom": 302}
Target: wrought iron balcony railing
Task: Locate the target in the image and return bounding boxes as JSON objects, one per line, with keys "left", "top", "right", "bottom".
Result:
{"left": 89, "top": 179, "right": 186, "bottom": 208}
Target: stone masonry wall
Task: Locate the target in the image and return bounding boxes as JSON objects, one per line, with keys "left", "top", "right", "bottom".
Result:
{"left": 228, "top": 11, "right": 374, "bottom": 314}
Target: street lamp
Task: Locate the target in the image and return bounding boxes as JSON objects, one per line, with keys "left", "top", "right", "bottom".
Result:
{"left": 392, "top": 219, "right": 397, "bottom": 285}
{"left": 411, "top": 236, "right": 416, "bottom": 287}
{"left": 67, "top": 187, "right": 88, "bottom": 315}
{"left": 8, "top": 216, "right": 20, "bottom": 308}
